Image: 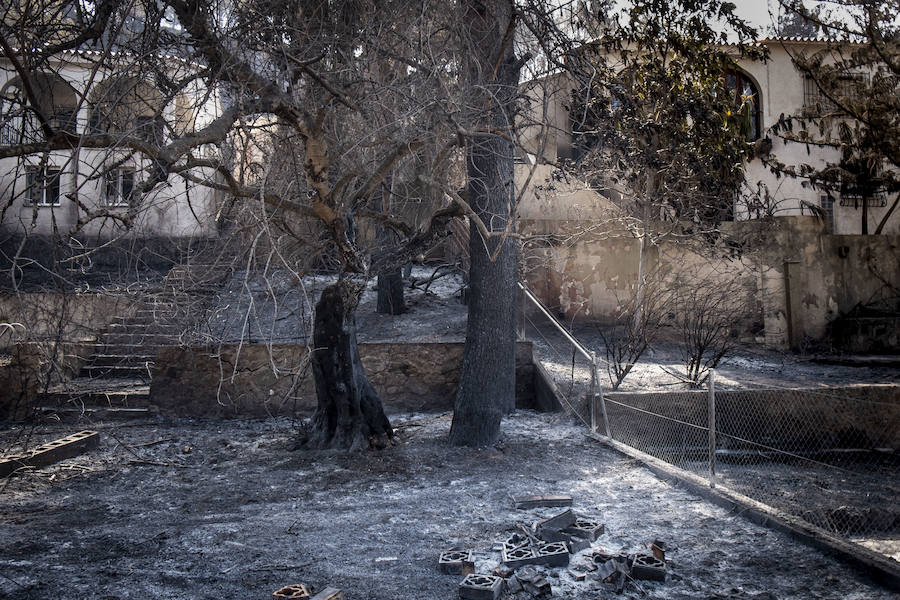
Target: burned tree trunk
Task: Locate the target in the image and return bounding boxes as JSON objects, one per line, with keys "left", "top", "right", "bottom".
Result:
{"left": 301, "top": 279, "right": 393, "bottom": 450}
{"left": 448, "top": 0, "right": 521, "bottom": 447}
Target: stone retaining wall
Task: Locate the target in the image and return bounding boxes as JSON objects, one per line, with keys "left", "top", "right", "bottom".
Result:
{"left": 151, "top": 342, "right": 538, "bottom": 418}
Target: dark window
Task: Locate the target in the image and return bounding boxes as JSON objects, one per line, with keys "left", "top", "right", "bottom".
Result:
{"left": 25, "top": 166, "right": 62, "bottom": 206}
{"left": 50, "top": 108, "right": 78, "bottom": 135}
{"left": 803, "top": 73, "right": 868, "bottom": 115}
{"left": 840, "top": 158, "right": 886, "bottom": 208}
{"left": 88, "top": 108, "right": 105, "bottom": 134}
{"left": 134, "top": 115, "right": 163, "bottom": 145}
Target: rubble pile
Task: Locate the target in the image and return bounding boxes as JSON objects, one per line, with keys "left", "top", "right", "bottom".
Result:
{"left": 443, "top": 496, "right": 670, "bottom": 599}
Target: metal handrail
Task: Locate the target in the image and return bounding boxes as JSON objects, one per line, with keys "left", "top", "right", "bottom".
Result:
{"left": 517, "top": 282, "right": 593, "bottom": 362}
{"left": 518, "top": 281, "right": 610, "bottom": 437}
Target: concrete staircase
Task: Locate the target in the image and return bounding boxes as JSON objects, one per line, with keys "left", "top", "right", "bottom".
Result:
{"left": 35, "top": 253, "right": 235, "bottom": 421}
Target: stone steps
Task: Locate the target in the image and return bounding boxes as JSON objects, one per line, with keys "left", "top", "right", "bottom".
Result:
{"left": 34, "top": 405, "right": 154, "bottom": 422}
{"left": 81, "top": 364, "right": 153, "bottom": 380}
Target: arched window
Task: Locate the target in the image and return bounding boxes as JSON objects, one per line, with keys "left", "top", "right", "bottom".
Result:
{"left": 0, "top": 73, "right": 79, "bottom": 145}
{"left": 725, "top": 70, "right": 761, "bottom": 141}
{"left": 88, "top": 77, "right": 164, "bottom": 144}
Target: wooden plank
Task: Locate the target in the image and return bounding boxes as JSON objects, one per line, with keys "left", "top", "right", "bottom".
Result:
{"left": 0, "top": 430, "right": 99, "bottom": 478}
{"left": 514, "top": 494, "right": 573, "bottom": 509}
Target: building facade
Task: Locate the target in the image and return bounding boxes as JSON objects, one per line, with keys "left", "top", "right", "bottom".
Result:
{"left": 0, "top": 49, "right": 221, "bottom": 241}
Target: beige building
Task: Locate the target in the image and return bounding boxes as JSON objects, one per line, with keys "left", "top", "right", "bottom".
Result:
{"left": 515, "top": 38, "right": 900, "bottom": 350}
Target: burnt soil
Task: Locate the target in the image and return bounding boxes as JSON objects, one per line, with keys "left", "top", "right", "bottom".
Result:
{"left": 0, "top": 412, "right": 896, "bottom": 600}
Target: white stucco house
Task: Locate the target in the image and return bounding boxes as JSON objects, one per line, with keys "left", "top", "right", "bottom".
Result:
{"left": 0, "top": 48, "right": 222, "bottom": 241}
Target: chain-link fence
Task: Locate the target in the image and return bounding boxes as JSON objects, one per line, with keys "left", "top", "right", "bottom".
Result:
{"left": 518, "top": 283, "right": 899, "bottom": 564}
{"left": 600, "top": 375, "right": 900, "bottom": 563}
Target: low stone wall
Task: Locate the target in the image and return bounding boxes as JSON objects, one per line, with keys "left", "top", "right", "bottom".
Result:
{"left": 0, "top": 293, "right": 135, "bottom": 351}
{"left": 604, "top": 385, "right": 900, "bottom": 452}
{"left": 151, "top": 342, "right": 537, "bottom": 418}
{"left": 0, "top": 342, "right": 94, "bottom": 421}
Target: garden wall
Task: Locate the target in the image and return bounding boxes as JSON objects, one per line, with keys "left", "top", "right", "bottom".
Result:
{"left": 150, "top": 341, "right": 540, "bottom": 418}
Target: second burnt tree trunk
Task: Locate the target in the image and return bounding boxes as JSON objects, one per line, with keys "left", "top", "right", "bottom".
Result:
{"left": 375, "top": 176, "right": 405, "bottom": 315}
{"left": 448, "top": 0, "right": 521, "bottom": 447}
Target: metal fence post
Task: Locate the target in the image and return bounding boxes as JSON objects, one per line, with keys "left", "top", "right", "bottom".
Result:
{"left": 589, "top": 351, "right": 597, "bottom": 433}
{"left": 590, "top": 352, "right": 612, "bottom": 439}
{"left": 708, "top": 369, "right": 716, "bottom": 488}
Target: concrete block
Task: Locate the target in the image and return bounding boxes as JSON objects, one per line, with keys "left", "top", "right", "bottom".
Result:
{"left": 650, "top": 539, "right": 667, "bottom": 561}
{"left": 0, "top": 430, "right": 99, "bottom": 478}
{"left": 459, "top": 574, "right": 503, "bottom": 600}
{"left": 538, "top": 541, "right": 570, "bottom": 567}
{"left": 631, "top": 554, "right": 666, "bottom": 582}
{"left": 501, "top": 546, "right": 540, "bottom": 569}
{"left": 440, "top": 550, "right": 475, "bottom": 575}
{"left": 563, "top": 518, "right": 605, "bottom": 542}
{"left": 514, "top": 495, "right": 573, "bottom": 509}
{"left": 516, "top": 568, "right": 552, "bottom": 598}
{"left": 273, "top": 584, "right": 311, "bottom": 599}
{"left": 503, "top": 533, "right": 530, "bottom": 552}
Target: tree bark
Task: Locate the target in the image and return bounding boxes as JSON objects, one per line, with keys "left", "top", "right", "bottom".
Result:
{"left": 301, "top": 279, "right": 393, "bottom": 450}
{"left": 449, "top": 0, "right": 520, "bottom": 447}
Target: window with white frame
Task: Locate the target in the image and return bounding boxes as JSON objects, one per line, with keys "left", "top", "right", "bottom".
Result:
{"left": 103, "top": 168, "right": 135, "bottom": 207}
{"left": 25, "top": 166, "right": 62, "bottom": 206}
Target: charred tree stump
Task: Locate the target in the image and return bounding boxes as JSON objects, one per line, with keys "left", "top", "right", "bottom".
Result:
{"left": 301, "top": 280, "right": 393, "bottom": 450}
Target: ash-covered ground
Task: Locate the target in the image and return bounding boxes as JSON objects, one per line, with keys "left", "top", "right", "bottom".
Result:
{"left": 2, "top": 266, "right": 898, "bottom": 598}
{"left": 0, "top": 412, "right": 896, "bottom": 599}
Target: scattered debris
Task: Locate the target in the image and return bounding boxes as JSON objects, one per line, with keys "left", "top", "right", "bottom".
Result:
{"left": 514, "top": 495, "right": 573, "bottom": 510}
{"left": 508, "top": 567, "right": 552, "bottom": 598}
{"left": 459, "top": 573, "right": 504, "bottom": 600}
{"left": 592, "top": 552, "right": 631, "bottom": 592}
{"left": 439, "top": 550, "right": 475, "bottom": 575}
{"left": 435, "top": 499, "right": 668, "bottom": 597}
{"left": 273, "top": 584, "right": 311, "bottom": 599}
{"left": 0, "top": 430, "right": 99, "bottom": 478}
{"left": 492, "top": 564, "right": 514, "bottom": 578}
